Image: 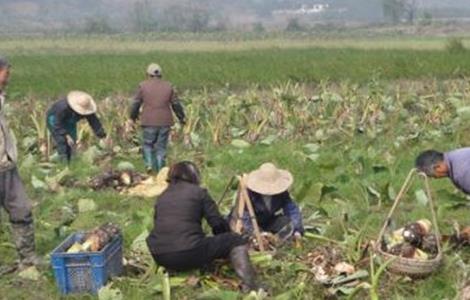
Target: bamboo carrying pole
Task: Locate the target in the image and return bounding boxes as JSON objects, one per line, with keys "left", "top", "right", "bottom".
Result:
{"left": 217, "top": 176, "right": 236, "bottom": 206}
{"left": 233, "top": 175, "right": 265, "bottom": 252}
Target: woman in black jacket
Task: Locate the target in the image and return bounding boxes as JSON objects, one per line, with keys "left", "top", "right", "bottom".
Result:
{"left": 146, "top": 161, "right": 258, "bottom": 292}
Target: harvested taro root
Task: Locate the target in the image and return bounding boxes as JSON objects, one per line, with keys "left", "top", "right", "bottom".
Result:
{"left": 402, "top": 219, "right": 431, "bottom": 247}
{"left": 304, "top": 246, "right": 344, "bottom": 284}
{"left": 382, "top": 219, "right": 438, "bottom": 260}
{"left": 67, "top": 223, "right": 121, "bottom": 253}
{"left": 421, "top": 234, "right": 439, "bottom": 255}
{"left": 304, "top": 245, "right": 368, "bottom": 295}
{"left": 249, "top": 232, "right": 278, "bottom": 252}
{"left": 444, "top": 226, "right": 470, "bottom": 248}
{"left": 89, "top": 170, "right": 147, "bottom": 191}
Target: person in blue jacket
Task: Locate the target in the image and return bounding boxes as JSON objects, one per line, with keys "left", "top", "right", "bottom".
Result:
{"left": 46, "top": 91, "right": 107, "bottom": 162}
{"left": 234, "top": 163, "right": 304, "bottom": 242}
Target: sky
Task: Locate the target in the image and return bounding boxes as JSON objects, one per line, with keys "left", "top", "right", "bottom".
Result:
{"left": 0, "top": 0, "right": 469, "bottom": 33}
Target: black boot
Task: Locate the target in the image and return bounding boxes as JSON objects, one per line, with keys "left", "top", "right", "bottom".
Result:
{"left": 229, "top": 245, "right": 258, "bottom": 292}
{"left": 11, "top": 222, "right": 41, "bottom": 269}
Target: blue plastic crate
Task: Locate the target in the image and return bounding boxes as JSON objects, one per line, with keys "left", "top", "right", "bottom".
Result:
{"left": 50, "top": 232, "right": 123, "bottom": 294}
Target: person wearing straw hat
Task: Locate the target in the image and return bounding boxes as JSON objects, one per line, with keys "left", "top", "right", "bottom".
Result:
{"left": 233, "top": 163, "right": 304, "bottom": 242}
{"left": 126, "top": 63, "right": 186, "bottom": 173}
{"left": 147, "top": 161, "right": 260, "bottom": 292}
{"left": 0, "top": 57, "right": 40, "bottom": 272}
{"left": 47, "top": 91, "right": 107, "bottom": 162}
{"left": 416, "top": 148, "right": 470, "bottom": 195}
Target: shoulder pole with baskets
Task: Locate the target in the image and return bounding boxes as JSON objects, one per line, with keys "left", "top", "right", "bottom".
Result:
{"left": 375, "top": 168, "right": 443, "bottom": 276}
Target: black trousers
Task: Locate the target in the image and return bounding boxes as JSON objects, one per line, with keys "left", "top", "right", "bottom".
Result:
{"left": 151, "top": 233, "right": 247, "bottom": 271}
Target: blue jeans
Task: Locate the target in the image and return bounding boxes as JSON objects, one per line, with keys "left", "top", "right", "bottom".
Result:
{"left": 142, "top": 126, "right": 171, "bottom": 171}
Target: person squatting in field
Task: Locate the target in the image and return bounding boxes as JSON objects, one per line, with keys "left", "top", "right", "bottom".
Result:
{"left": 416, "top": 148, "right": 470, "bottom": 195}
{"left": 46, "top": 91, "right": 108, "bottom": 162}
{"left": 146, "top": 161, "right": 260, "bottom": 292}
{"left": 126, "top": 63, "right": 186, "bottom": 173}
{"left": 0, "top": 57, "right": 40, "bottom": 271}
{"left": 230, "top": 163, "right": 304, "bottom": 243}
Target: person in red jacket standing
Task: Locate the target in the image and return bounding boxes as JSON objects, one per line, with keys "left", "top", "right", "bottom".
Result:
{"left": 127, "top": 64, "right": 185, "bottom": 173}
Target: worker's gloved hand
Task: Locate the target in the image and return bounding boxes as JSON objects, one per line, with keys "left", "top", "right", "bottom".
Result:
{"left": 65, "top": 135, "right": 75, "bottom": 148}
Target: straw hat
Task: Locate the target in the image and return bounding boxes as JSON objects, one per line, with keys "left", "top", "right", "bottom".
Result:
{"left": 67, "top": 91, "right": 97, "bottom": 115}
{"left": 246, "top": 163, "right": 293, "bottom": 195}
{"left": 147, "top": 63, "right": 162, "bottom": 77}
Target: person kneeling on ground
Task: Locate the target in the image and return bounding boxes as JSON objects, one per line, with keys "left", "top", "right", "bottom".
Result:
{"left": 146, "top": 161, "right": 259, "bottom": 292}
{"left": 231, "top": 163, "right": 304, "bottom": 243}
{"left": 416, "top": 148, "right": 470, "bottom": 195}
{"left": 46, "top": 91, "right": 108, "bottom": 162}
{"left": 0, "top": 57, "right": 39, "bottom": 270}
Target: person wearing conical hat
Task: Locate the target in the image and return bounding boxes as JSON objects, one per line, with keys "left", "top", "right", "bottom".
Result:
{"left": 126, "top": 63, "right": 186, "bottom": 173}
{"left": 46, "top": 91, "right": 107, "bottom": 162}
{"left": 0, "top": 57, "right": 40, "bottom": 271}
{"left": 232, "top": 163, "right": 304, "bottom": 242}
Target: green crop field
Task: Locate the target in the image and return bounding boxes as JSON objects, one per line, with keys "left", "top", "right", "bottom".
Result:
{"left": 1, "top": 35, "right": 470, "bottom": 97}
{"left": 2, "top": 36, "right": 470, "bottom": 299}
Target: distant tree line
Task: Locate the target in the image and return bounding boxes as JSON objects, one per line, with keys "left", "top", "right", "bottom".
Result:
{"left": 0, "top": 0, "right": 468, "bottom": 34}
{"left": 382, "top": 0, "right": 418, "bottom": 24}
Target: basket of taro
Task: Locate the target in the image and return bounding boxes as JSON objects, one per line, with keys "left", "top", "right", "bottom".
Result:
{"left": 375, "top": 169, "right": 443, "bottom": 276}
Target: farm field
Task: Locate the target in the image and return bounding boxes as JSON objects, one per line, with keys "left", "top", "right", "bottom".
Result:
{"left": 2, "top": 36, "right": 470, "bottom": 299}
{"left": 3, "top": 35, "right": 470, "bottom": 54}
{"left": 2, "top": 35, "right": 470, "bottom": 97}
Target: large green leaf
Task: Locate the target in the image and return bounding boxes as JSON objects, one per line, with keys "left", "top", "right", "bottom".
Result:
{"left": 231, "top": 139, "right": 251, "bottom": 149}
{"left": 196, "top": 289, "right": 239, "bottom": 300}
{"left": 77, "top": 198, "right": 97, "bottom": 213}
{"left": 98, "top": 284, "right": 123, "bottom": 300}
{"left": 31, "top": 175, "right": 47, "bottom": 190}
{"left": 415, "top": 189, "right": 429, "bottom": 206}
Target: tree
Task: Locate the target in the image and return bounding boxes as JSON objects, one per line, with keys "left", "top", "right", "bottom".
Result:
{"left": 286, "top": 18, "right": 304, "bottom": 32}
{"left": 382, "top": 0, "right": 405, "bottom": 23}
{"left": 159, "top": 2, "right": 210, "bottom": 32}
{"left": 84, "top": 17, "right": 114, "bottom": 34}
{"left": 382, "top": 0, "right": 418, "bottom": 24}
{"left": 130, "top": 0, "right": 156, "bottom": 33}
{"left": 403, "top": 0, "right": 418, "bottom": 24}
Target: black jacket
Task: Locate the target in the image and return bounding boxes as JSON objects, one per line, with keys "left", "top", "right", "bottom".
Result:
{"left": 47, "top": 99, "right": 106, "bottom": 138}
{"left": 146, "top": 181, "right": 230, "bottom": 255}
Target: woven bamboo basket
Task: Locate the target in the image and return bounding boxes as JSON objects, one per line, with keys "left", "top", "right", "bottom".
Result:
{"left": 375, "top": 169, "right": 443, "bottom": 276}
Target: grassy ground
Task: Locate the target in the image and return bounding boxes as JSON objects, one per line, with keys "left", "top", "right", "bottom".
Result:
{"left": 2, "top": 36, "right": 470, "bottom": 299}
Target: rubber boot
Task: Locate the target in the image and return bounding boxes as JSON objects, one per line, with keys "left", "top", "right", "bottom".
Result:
{"left": 11, "top": 222, "right": 41, "bottom": 270}
{"left": 143, "top": 148, "right": 155, "bottom": 174}
{"left": 229, "top": 245, "right": 258, "bottom": 292}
